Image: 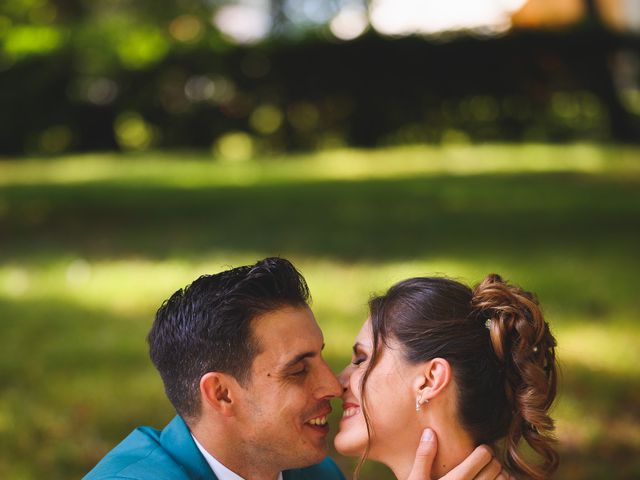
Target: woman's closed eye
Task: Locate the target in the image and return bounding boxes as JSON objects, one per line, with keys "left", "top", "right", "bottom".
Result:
{"left": 352, "top": 356, "right": 366, "bottom": 366}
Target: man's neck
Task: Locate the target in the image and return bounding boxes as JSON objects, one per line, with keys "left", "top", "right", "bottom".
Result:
{"left": 190, "top": 423, "right": 282, "bottom": 480}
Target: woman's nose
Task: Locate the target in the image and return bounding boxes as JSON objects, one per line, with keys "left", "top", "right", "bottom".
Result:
{"left": 337, "top": 364, "right": 354, "bottom": 392}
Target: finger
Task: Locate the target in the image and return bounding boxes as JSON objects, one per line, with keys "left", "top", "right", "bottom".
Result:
{"left": 495, "top": 470, "right": 509, "bottom": 480}
{"left": 442, "top": 445, "right": 493, "bottom": 479}
{"left": 406, "top": 428, "right": 437, "bottom": 480}
{"left": 498, "top": 466, "right": 510, "bottom": 480}
{"left": 473, "top": 458, "right": 501, "bottom": 480}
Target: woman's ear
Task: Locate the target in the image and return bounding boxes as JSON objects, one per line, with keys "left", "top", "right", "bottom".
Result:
{"left": 200, "top": 372, "right": 237, "bottom": 417}
{"left": 412, "top": 358, "right": 452, "bottom": 403}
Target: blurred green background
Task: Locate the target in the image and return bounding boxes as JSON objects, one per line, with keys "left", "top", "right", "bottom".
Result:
{"left": 1, "top": 0, "right": 640, "bottom": 479}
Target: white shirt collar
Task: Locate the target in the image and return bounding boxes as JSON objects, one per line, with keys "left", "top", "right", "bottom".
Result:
{"left": 191, "top": 434, "right": 283, "bottom": 480}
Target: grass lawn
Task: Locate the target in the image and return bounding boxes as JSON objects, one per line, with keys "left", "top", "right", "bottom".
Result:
{"left": 1, "top": 143, "right": 639, "bottom": 479}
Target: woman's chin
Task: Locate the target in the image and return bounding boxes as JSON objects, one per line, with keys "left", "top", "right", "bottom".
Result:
{"left": 333, "top": 431, "right": 366, "bottom": 457}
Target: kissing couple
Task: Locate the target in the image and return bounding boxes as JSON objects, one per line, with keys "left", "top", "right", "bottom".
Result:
{"left": 84, "top": 257, "right": 558, "bottom": 480}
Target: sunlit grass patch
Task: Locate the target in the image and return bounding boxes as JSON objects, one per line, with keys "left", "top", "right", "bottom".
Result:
{"left": 557, "top": 322, "right": 640, "bottom": 377}
{"left": 1, "top": 143, "right": 639, "bottom": 189}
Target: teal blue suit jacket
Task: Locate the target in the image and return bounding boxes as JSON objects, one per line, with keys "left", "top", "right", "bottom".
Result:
{"left": 83, "top": 416, "right": 345, "bottom": 480}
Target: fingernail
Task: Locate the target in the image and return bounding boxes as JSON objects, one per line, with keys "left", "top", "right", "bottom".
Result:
{"left": 421, "top": 428, "right": 433, "bottom": 441}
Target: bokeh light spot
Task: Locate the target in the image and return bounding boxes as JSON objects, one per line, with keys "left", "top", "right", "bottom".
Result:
{"left": 39, "top": 125, "right": 73, "bottom": 154}
{"left": 209, "top": 76, "right": 236, "bottom": 105}
{"left": 370, "top": 0, "right": 526, "bottom": 36}
{"left": 330, "top": 4, "right": 369, "bottom": 40}
{"left": 250, "top": 104, "right": 284, "bottom": 135}
{"left": 213, "top": 4, "right": 271, "bottom": 45}
{"left": 115, "top": 27, "right": 169, "bottom": 70}
{"left": 214, "top": 132, "right": 254, "bottom": 162}
{"left": 80, "top": 77, "right": 119, "bottom": 105}
{"left": 3, "top": 25, "right": 65, "bottom": 59}
{"left": 114, "top": 112, "right": 155, "bottom": 150}
{"left": 169, "top": 15, "right": 204, "bottom": 43}
{"left": 184, "top": 75, "right": 215, "bottom": 102}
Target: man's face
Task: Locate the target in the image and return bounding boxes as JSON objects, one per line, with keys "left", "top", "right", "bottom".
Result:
{"left": 234, "top": 305, "right": 342, "bottom": 470}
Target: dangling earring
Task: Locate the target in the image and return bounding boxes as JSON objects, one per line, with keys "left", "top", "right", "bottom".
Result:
{"left": 416, "top": 393, "right": 429, "bottom": 411}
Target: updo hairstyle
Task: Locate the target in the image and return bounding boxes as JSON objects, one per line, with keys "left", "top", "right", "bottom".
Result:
{"left": 356, "top": 274, "right": 558, "bottom": 480}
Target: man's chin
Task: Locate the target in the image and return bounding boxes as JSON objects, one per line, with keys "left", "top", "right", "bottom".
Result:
{"left": 296, "top": 438, "right": 329, "bottom": 466}
{"left": 283, "top": 448, "right": 328, "bottom": 470}
{"left": 308, "top": 439, "right": 329, "bottom": 458}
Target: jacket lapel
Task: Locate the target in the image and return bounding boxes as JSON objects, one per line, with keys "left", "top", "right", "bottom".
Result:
{"left": 160, "top": 416, "right": 218, "bottom": 480}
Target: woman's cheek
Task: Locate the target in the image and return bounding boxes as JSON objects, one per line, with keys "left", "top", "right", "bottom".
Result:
{"left": 350, "top": 371, "right": 363, "bottom": 400}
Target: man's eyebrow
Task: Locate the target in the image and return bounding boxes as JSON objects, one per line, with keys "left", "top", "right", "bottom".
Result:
{"left": 282, "top": 351, "right": 317, "bottom": 370}
{"left": 352, "top": 342, "right": 362, "bottom": 355}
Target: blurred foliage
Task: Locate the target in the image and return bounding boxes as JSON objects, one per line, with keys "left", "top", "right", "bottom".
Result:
{"left": 0, "top": 143, "right": 639, "bottom": 479}
{"left": 1, "top": 0, "right": 639, "bottom": 155}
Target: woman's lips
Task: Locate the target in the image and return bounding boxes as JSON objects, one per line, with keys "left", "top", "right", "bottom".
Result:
{"left": 341, "top": 402, "right": 361, "bottom": 420}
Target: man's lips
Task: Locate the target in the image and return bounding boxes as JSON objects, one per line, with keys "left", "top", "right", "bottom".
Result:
{"left": 305, "top": 407, "right": 332, "bottom": 427}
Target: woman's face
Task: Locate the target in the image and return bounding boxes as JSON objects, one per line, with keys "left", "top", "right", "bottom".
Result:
{"left": 334, "top": 318, "right": 422, "bottom": 461}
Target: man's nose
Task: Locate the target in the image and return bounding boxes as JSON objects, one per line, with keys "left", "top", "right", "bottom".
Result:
{"left": 316, "top": 359, "right": 342, "bottom": 398}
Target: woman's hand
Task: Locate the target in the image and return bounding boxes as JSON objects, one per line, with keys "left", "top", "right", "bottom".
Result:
{"left": 407, "top": 429, "right": 514, "bottom": 480}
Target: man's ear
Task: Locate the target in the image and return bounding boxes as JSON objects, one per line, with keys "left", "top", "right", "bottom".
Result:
{"left": 412, "top": 358, "right": 452, "bottom": 403}
{"left": 200, "top": 372, "right": 238, "bottom": 417}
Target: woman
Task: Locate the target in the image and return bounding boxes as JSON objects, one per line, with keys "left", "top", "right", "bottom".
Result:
{"left": 335, "top": 274, "right": 558, "bottom": 480}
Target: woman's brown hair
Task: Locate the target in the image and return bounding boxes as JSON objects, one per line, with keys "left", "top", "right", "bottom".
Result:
{"left": 355, "top": 274, "right": 558, "bottom": 479}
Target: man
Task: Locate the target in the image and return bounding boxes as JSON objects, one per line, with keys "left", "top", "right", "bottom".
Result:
{"left": 84, "top": 257, "right": 504, "bottom": 480}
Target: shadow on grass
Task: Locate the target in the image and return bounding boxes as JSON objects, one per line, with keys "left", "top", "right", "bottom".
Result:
{"left": 2, "top": 171, "right": 639, "bottom": 262}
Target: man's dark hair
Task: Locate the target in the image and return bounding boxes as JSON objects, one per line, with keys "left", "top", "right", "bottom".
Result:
{"left": 148, "top": 257, "right": 310, "bottom": 421}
